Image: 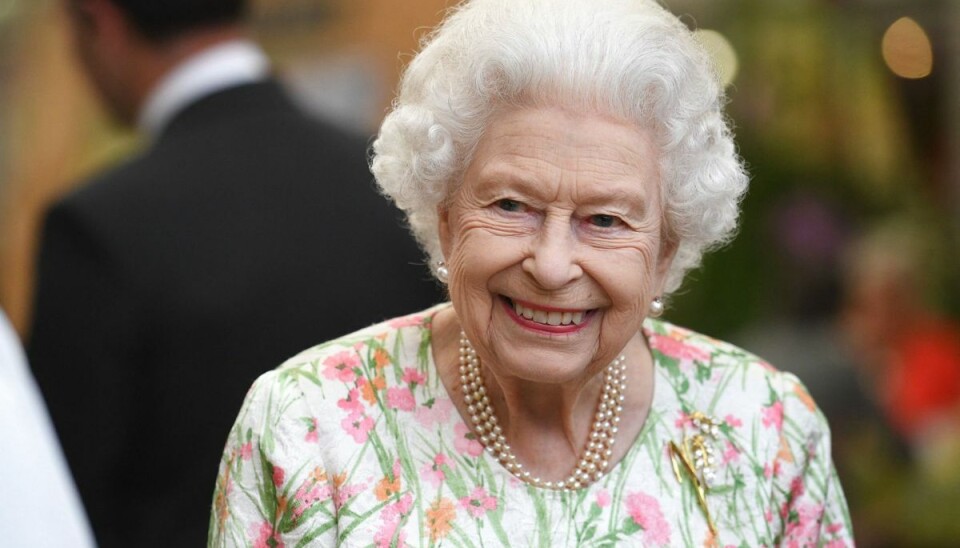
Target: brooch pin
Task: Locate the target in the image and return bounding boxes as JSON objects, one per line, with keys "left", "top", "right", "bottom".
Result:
{"left": 669, "top": 411, "right": 720, "bottom": 535}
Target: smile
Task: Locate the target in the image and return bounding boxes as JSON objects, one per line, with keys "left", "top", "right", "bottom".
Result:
{"left": 503, "top": 297, "right": 592, "bottom": 327}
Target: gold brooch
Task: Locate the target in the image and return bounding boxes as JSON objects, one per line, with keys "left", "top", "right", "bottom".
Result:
{"left": 669, "top": 411, "right": 720, "bottom": 535}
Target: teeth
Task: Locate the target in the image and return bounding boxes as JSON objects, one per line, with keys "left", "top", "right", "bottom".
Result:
{"left": 511, "top": 300, "right": 588, "bottom": 326}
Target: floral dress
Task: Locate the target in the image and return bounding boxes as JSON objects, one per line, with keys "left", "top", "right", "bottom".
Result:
{"left": 209, "top": 304, "right": 853, "bottom": 547}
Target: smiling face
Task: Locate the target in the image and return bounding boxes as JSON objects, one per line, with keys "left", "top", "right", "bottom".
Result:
{"left": 439, "top": 106, "right": 675, "bottom": 386}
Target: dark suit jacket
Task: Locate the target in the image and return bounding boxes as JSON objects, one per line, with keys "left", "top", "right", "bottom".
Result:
{"left": 27, "top": 80, "right": 440, "bottom": 547}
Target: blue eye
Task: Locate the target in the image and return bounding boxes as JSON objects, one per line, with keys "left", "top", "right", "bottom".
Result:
{"left": 589, "top": 214, "right": 620, "bottom": 228}
{"left": 497, "top": 199, "right": 522, "bottom": 212}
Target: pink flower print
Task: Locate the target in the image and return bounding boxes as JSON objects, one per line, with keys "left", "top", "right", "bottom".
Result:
{"left": 386, "top": 387, "right": 416, "bottom": 411}
{"left": 724, "top": 414, "right": 742, "bottom": 428}
{"left": 402, "top": 367, "right": 426, "bottom": 386}
{"left": 765, "top": 509, "right": 773, "bottom": 523}
{"left": 304, "top": 418, "right": 319, "bottom": 443}
{"left": 596, "top": 489, "right": 611, "bottom": 508}
{"left": 420, "top": 453, "right": 456, "bottom": 488}
{"left": 332, "top": 481, "right": 366, "bottom": 510}
{"left": 762, "top": 401, "right": 784, "bottom": 431}
{"left": 824, "top": 541, "right": 848, "bottom": 548}
{"left": 763, "top": 460, "right": 781, "bottom": 479}
{"left": 674, "top": 411, "right": 693, "bottom": 429}
{"left": 789, "top": 476, "right": 805, "bottom": 500}
{"left": 272, "top": 465, "right": 285, "bottom": 487}
{"left": 374, "top": 493, "right": 414, "bottom": 548}
{"left": 250, "top": 520, "right": 284, "bottom": 548}
{"left": 293, "top": 480, "right": 332, "bottom": 520}
{"left": 454, "top": 422, "right": 484, "bottom": 457}
{"left": 385, "top": 492, "right": 414, "bottom": 520}
{"left": 415, "top": 398, "right": 454, "bottom": 428}
{"left": 337, "top": 388, "right": 364, "bottom": 414}
{"left": 239, "top": 442, "right": 253, "bottom": 461}
{"left": 784, "top": 502, "right": 824, "bottom": 547}
{"left": 826, "top": 523, "right": 844, "bottom": 535}
{"left": 648, "top": 334, "right": 710, "bottom": 362}
{"left": 625, "top": 491, "right": 671, "bottom": 546}
{"left": 322, "top": 351, "right": 360, "bottom": 383}
{"left": 459, "top": 486, "right": 498, "bottom": 519}
{"left": 341, "top": 412, "right": 375, "bottom": 443}
{"left": 722, "top": 440, "right": 740, "bottom": 464}
{"left": 374, "top": 521, "right": 406, "bottom": 548}
{"left": 388, "top": 314, "right": 424, "bottom": 328}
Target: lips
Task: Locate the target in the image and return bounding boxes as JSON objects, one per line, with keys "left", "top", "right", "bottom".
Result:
{"left": 505, "top": 297, "right": 591, "bottom": 327}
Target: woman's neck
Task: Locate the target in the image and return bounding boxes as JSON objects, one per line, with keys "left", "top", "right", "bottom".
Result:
{"left": 431, "top": 305, "right": 656, "bottom": 483}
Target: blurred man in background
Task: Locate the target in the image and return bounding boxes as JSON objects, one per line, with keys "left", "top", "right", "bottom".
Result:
{"left": 27, "top": 0, "right": 438, "bottom": 545}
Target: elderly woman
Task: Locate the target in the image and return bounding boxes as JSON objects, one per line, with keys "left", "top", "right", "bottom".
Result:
{"left": 210, "top": 0, "right": 852, "bottom": 545}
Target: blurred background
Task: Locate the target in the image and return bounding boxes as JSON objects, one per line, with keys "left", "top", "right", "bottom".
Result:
{"left": 0, "top": 0, "right": 957, "bottom": 544}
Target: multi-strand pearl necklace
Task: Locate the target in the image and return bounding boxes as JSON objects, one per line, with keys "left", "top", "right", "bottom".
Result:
{"left": 458, "top": 330, "right": 628, "bottom": 491}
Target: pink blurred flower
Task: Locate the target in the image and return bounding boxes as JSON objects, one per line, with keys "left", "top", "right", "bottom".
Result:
{"left": 239, "top": 442, "right": 253, "bottom": 461}
{"left": 453, "top": 422, "right": 483, "bottom": 457}
{"left": 420, "top": 453, "right": 456, "bottom": 488}
{"left": 337, "top": 388, "right": 364, "bottom": 414}
{"left": 414, "top": 398, "right": 453, "bottom": 428}
{"left": 388, "top": 315, "right": 424, "bottom": 328}
{"left": 272, "top": 465, "right": 285, "bottom": 487}
{"left": 783, "top": 502, "right": 824, "bottom": 548}
{"left": 251, "top": 521, "right": 284, "bottom": 548}
{"left": 790, "top": 476, "right": 805, "bottom": 500}
{"left": 374, "top": 493, "right": 414, "bottom": 548}
{"left": 333, "top": 481, "right": 366, "bottom": 510}
{"left": 293, "top": 481, "right": 332, "bottom": 520}
{"left": 762, "top": 401, "right": 784, "bottom": 431}
{"left": 341, "top": 412, "right": 374, "bottom": 443}
{"left": 322, "top": 351, "right": 360, "bottom": 383}
{"left": 305, "top": 418, "right": 319, "bottom": 443}
{"left": 722, "top": 440, "right": 740, "bottom": 464}
{"left": 402, "top": 367, "right": 426, "bottom": 385}
{"left": 625, "top": 492, "right": 671, "bottom": 546}
{"left": 648, "top": 334, "right": 710, "bottom": 362}
{"left": 725, "top": 414, "right": 742, "bottom": 428}
{"left": 386, "top": 387, "right": 416, "bottom": 411}
{"left": 459, "top": 486, "right": 497, "bottom": 519}
{"left": 596, "top": 489, "right": 611, "bottom": 508}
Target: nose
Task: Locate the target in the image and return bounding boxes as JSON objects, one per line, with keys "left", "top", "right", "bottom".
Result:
{"left": 521, "top": 217, "right": 583, "bottom": 289}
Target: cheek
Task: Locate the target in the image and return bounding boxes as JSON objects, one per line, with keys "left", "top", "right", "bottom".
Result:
{"left": 587, "top": 243, "right": 661, "bottom": 308}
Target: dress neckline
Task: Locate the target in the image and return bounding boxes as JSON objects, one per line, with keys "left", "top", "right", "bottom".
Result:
{"left": 420, "top": 302, "right": 667, "bottom": 496}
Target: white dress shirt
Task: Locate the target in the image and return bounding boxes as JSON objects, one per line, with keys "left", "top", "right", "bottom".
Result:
{"left": 0, "top": 310, "right": 96, "bottom": 547}
{"left": 138, "top": 39, "right": 270, "bottom": 137}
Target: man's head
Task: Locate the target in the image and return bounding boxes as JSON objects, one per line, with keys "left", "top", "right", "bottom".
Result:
{"left": 65, "top": 0, "right": 248, "bottom": 125}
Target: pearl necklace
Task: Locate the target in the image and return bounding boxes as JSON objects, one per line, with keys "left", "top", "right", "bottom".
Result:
{"left": 458, "top": 331, "right": 628, "bottom": 491}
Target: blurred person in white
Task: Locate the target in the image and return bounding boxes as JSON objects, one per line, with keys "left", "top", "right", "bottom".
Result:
{"left": 0, "top": 308, "right": 95, "bottom": 547}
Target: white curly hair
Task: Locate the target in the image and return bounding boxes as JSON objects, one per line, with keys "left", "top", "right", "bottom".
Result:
{"left": 371, "top": 0, "right": 748, "bottom": 298}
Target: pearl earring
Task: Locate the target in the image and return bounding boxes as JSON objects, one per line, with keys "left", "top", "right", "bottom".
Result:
{"left": 436, "top": 260, "right": 449, "bottom": 283}
{"left": 649, "top": 297, "right": 664, "bottom": 317}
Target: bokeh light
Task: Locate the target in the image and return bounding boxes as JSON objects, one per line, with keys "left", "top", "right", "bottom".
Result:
{"left": 882, "top": 17, "right": 933, "bottom": 79}
{"left": 694, "top": 29, "right": 739, "bottom": 87}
